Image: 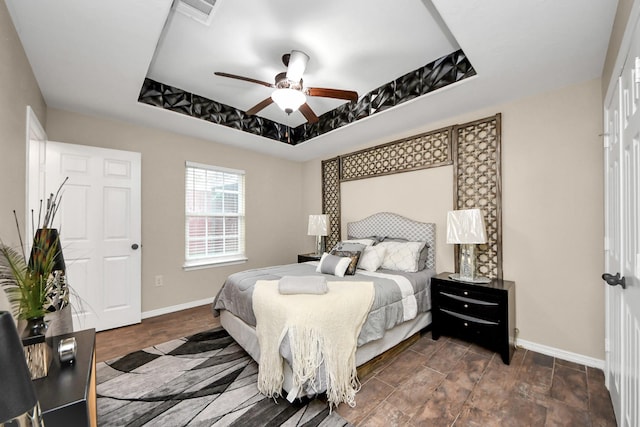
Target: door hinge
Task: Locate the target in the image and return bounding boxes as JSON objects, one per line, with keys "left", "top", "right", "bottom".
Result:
{"left": 604, "top": 236, "right": 610, "bottom": 251}
{"left": 605, "top": 338, "right": 610, "bottom": 353}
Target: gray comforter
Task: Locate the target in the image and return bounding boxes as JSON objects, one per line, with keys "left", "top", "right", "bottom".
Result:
{"left": 213, "top": 262, "right": 434, "bottom": 346}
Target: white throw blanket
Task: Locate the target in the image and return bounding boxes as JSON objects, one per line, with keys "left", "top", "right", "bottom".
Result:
{"left": 253, "top": 280, "right": 374, "bottom": 408}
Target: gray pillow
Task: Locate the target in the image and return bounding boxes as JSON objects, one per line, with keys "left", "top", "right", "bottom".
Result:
{"left": 347, "top": 235, "right": 385, "bottom": 244}
{"left": 315, "top": 253, "right": 351, "bottom": 277}
{"left": 331, "top": 242, "right": 366, "bottom": 253}
{"left": 329, "top": 250, "right": 361, "bottom": 275}
{"left": 331, "top": 242, "right": 365, "bottom": 268}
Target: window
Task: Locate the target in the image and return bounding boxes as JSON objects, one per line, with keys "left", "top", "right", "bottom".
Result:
{"left": 184, "top": 162, "right": 246, "bottom": 269}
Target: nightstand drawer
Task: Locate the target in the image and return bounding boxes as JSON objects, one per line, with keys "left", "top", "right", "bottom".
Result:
{"left": 438, "top": 308, "right": 501, "bottom": 346}
{"left": 436, "top": 285, "right": 501, "bottom": 304}
{"left": 437, "top": 291, "right": 501, "bottom": 321}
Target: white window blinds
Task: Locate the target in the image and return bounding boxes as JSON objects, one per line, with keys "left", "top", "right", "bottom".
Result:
{"left": 184, "top": 162, "right": 246, "bottom": 268}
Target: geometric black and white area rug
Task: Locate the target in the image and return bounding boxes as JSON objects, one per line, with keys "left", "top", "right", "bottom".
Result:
{"left": 96, "top": 327, "right": 352, "bottom": 426}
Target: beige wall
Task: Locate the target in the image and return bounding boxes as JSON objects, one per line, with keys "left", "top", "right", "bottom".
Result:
{"left": 602, "top": 0, "right": 634, "bottom": 96}
{"left": 45, "top": 109, "right": 306, "bottom": 312}
{"left": 341, "top": 167, "right": 454, "bottom": 273}
{"left": 0, "top": 2, "right": 47, "bottom": 246}
{"left": 303, "top": 79, "right": 605, "bottom": 360}
{"left": 0, "top": 3, "right": 46, "bottom": 315}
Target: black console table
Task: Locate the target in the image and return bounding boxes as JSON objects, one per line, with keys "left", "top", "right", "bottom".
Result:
{"left": 32, "top": 328, "right": 97, "bottom": 427}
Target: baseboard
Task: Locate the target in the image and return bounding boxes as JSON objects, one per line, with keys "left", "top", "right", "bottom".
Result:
{"left": 517, "top": 338, "right": 605, "bottom": 370}
{"left": 142, "top": 297, "right": 213, "bottom": 319}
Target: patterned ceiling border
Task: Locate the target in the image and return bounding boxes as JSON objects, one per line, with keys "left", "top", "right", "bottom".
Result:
{"left": 138, "top": 49, "right": 475, "bottom": 146}
{"left": 321, "top": 113, "right": 502, "bottom": 279}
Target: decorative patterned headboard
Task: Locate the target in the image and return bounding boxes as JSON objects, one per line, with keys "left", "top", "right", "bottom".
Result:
{"left": 346, "top": 212, "right": 436, "bottom": 271}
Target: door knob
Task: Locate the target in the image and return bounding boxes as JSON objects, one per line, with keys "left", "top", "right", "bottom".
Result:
{"left": 131, "top": 243, "right": 139, "bottom": 250}
{"left": 602, "top": 272, "right": 626, "bottom": 289}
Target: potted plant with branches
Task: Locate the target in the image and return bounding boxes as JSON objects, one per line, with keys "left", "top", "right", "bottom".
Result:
{"left": 0, "top": 178, "right": 69, "bottom": 336}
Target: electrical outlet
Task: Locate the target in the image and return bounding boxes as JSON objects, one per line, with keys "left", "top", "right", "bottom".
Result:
{"left": 155, "top": 275, "right": 163, "bottom": 287}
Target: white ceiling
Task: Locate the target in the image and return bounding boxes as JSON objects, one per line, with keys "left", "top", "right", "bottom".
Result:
{"left": 6, "top": 0, "right": 617, "bottom": 162}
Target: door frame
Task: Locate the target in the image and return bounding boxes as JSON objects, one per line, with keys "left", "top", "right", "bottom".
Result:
{"left": 25, "top": 106, "right": 47, "bottom": 249}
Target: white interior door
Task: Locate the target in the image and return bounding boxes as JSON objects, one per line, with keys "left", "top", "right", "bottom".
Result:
{"left": 619, "top": 26, "right": 640, "bottom": 427}
{"left": 604, "top": 11, "right": 640, "bottom": 427}
{"left": 44, "top": 142, "right": 141, "bottom": 332}
{"left": 604, "top": 77, "right": 623, "bottom": 423}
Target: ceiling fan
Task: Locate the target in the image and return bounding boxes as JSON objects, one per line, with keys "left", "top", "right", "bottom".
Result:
{"left": 214, "top": 50, "right": 358, "bottom": 124}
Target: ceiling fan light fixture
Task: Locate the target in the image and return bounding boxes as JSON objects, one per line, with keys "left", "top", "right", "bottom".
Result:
{"left": 285, "top": 50, "right": 310, "bottom": 83}
{"left": 271, "top": 88, "right": 306, "bottom": 114}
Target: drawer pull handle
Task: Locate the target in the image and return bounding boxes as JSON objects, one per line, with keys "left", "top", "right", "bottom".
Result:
{"left": 464, "top": 304, "right": 468, "bottom": 308}
{"left": 464, "top": 291, "right": 468, "bottom": 295}
{"left": 464, "top": 322, "right": 468, "bottom": 327}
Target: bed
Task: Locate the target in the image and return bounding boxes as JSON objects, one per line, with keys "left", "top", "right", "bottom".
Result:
{"left": 212, "top": 212, "right": 436, "bottom": 403}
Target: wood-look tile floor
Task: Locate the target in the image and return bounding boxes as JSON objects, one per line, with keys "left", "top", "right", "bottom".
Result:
{"left": 96, "top": 305, "right": 618, "bottom": 426}
{"left": 95, "top": 304, "right": 219, "bottom": 362}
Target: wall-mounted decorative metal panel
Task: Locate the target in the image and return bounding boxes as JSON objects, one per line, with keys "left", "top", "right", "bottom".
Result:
{"left": 340, "top": 127, "right": 453, "bottom": 181}
{"left": 453, "top": 114, "right": 502, "bottom": 278}
{"left": 320, "top": 114, "right": 502, "bottom": 278}
{"left": 321, "top": 158, "right": 341, "bottom": 251}
{"left": 138, "top": 50, "right": 475, "bottom": 146}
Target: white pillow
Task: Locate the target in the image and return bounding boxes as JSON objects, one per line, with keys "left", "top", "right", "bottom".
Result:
{"left": 358, "top": 245, "right": 387, "bottom": 272}
{"left": 315, "top": 252, "right": 352, "bottom": 277}
{"left": 378, "top": 241, "right": 427, "bottom": 272}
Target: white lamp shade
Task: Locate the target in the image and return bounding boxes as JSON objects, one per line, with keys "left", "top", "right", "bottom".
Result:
{"left": 271, "top": 88, "right": 306, "bottom": 113}
{"left": 446, "top": 209, "right": 487, "bottom": 244}
{"left": 307, "top": 214, "right": 328, "bottom": 236}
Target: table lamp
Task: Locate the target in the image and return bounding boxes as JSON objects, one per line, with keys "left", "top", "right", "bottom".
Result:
{"left": 446, "top": 209, "right": 490, "bottom": 283}
{"left": 0, "top": 311, "right": 44, "bottom": 426}
{"left": 308, "top": 214, "right": 328, "bottom": 255}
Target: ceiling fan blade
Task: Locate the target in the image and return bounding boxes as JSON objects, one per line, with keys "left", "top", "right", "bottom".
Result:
{"left": 306, "top": 87, "right": 358, "bottom": 102}
{"left": 246, "top": 97, "right": 274, "bottom": 116}
{"left": 285, "top": 50, "right": 309, "bottom": 83}
{"left": 214, "top": 72, "right": 274, "bottom": 88}
{"left": 299, "top": 103, "right": 319, "bottom": 124}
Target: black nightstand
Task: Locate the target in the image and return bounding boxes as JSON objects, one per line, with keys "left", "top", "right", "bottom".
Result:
{"left": 297, "top": 253, "right": 321, "bottom": 263}
{"left": 431, "top": 272, "right": 516, "bottom": 364}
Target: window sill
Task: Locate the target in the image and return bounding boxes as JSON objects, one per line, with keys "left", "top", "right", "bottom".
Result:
{"left": 183, "top": 256, "right": 248, "bottom": 271}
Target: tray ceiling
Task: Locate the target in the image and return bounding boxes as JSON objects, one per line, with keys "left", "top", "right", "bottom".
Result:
{"left": 5, "top": 0, "right": 617, "bottom": 161}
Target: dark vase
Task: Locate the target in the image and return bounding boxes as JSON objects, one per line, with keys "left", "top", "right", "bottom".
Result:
{"left": 25, "top": 317, "right": 48, "bottom": 337}
{"left": 29, "top": 228, "right": 66, "bottom": 274}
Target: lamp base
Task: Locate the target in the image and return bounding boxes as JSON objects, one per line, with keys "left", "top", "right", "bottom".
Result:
{"left": 315, "top": 235, "right": 325, "bottom": 256}
{"left": 454, "top": 244, "right": 491, "bottom": 284}
{"left": 448, "top": 273, "right": 491, "bottom": 284}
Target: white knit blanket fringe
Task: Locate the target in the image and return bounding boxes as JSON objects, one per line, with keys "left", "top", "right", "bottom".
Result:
{"left": 253, "top": 280, "right": 375, "bottom": 409}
